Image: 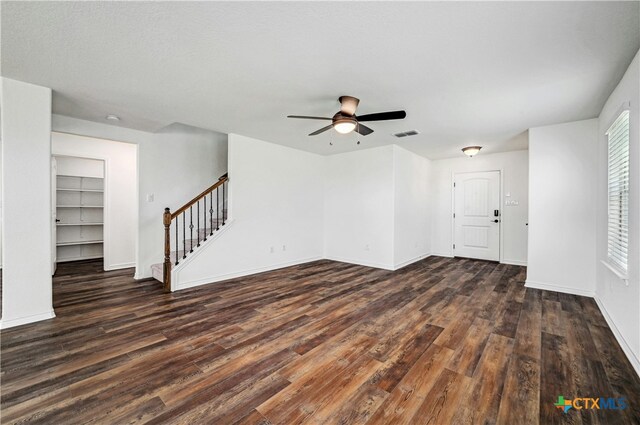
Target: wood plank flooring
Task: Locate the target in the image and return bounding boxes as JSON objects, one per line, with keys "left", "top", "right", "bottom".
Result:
{"left": 1, "top": 257, "right": 639, "bottom": 424}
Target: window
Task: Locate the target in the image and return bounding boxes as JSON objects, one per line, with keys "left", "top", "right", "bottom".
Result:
{"left": 606, "top": 110, "right": 630, "bottom": 276}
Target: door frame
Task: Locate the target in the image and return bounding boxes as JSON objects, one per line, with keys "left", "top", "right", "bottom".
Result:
{"left": 51, "top": 156, "right": 57, "bottom": 275}
{"left": 52, "top": 154, "right": 108, "bottom": 270}
{"left": 451, "top": 169, "right": 504, "bottom": 263}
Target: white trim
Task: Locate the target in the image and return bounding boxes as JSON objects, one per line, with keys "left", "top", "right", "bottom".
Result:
{"left": 175, "top": 252, "right": 433, "bottom": 291}
{"left": 603, "top": 101, "right": 631, "bottom": 133}
{"left": 451, "top": 171, "right": 455, "bottom": 257}
{"left": 170, "top": 219, "right": 236, "bottom": 290}
{"left": 523, "top": 277, "right": 640, "bottom": 378}
{"left": 393, "top": 253, "right": 431, "bottom": 270}
{"left": 499, "top": 168, "right": 505, "bottom": 263}
{"left": 176, "top": 256, "right": 323, "bottom": 290}
{"left": 594, "top": 295, "right": 640, "bottom": 378}
{"left": 104, "top": 261, "right": 136, "bottom": 271}
{"left": 501, "top": 259, "right": 527, "bottom": 266}
{"left": 524, "top": 279, "right": 595, "bottom": 298}
{"left": 0, "top": 310, "right": 56, "bottom": 329}
{"left": 600, "top": 260, "right": 629, "bottom": 285}
{"left": 324, "top": 255, "right": 394, "bottom": 271}
{"left": 51, "top": 132, "right": 140, "bottom": 275}
{"left": 171, "top": 219, "right": 235, "bottom": 272}
{"left": 431, "top": 252, "right": 454, "bottom": 258}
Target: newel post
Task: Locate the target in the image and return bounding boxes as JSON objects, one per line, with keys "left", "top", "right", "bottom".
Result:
{"left": 163, "top": 208, "right": 172, "bottom": 292}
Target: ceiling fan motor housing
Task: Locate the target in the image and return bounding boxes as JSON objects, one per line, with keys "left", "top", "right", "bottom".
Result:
{"left": 332, "top": 112, "right": 357, "bottom": 125}
{"left": 338, "top": 96, "right": 360, "bottom": 116}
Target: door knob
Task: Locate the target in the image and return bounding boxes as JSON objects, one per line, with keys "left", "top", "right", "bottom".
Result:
{"left": 493, "top": 219, "right": 499, "bottom": 223}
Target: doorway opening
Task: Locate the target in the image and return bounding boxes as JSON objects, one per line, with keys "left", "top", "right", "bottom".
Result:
{"left": 52, "top": 155, "right": 105, "bottom": 275}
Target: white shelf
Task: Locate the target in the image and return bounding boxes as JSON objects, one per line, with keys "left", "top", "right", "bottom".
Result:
{"left": 57, "top": 222, "right": 104, "bottom": 226}
{"left": 57, "top": 174, "right": 102, "bottom": 179}
{"left": 57, "top": 188, "right": 104, "bottom": 193}
{"left": 57, "top": 255, "right": 103, "bottom": 263}
{"left": 55, "top": 169, "right": 105, "bottom": 262}
{"left": 57, "top": 240, "right": 103, "bottom": 246}
{"left": 57, "top": 205, "right": 104, "bottom": 208}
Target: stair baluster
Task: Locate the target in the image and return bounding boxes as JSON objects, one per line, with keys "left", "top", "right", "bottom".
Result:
{"left": 159, "top": 174, "right": 229, "bottom": 291}
{"left": 203, "top": 196, "right": 207, "bottom": 242}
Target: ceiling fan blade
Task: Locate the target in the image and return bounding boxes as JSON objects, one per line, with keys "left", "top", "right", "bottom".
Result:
{"left": 356, "top": 110, "right": 406, "bottom": 122}
{"left": 309, "top": 124, "right": 334, "bottom": 136}
{"left": 355, "top": 123, "right": 374, "bottom": 136}
{"left": 339, "top": 96, "right": 360, "bottom": 116}
{"left": 287, "top": 115, "right": 332, "bottom": 120}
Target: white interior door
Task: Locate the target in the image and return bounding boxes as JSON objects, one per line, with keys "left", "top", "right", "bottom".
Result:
{"left": 51, "top": 156, "right": 57, "bottom": 275}
{"left": 454, "top": 171, "right": 500, "bottom": 261}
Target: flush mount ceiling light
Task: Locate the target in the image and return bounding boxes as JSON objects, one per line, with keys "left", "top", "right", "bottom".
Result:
{"left": 462, "top": 146, "right": 482, "bottom": 157}
{"left": 333, "top": 118, "right": 357, "bottom": 134}
{"left": 105, "top": 114, "right": 120, "bottom": 121}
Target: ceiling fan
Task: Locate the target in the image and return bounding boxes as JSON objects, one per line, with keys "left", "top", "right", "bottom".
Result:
{"left": 287, "top": 96, "right": 406, "bottom": 136}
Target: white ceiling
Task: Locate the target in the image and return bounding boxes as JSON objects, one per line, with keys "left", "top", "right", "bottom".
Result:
{"left": 2, "top": 1, "right": 638, "bottom": 159}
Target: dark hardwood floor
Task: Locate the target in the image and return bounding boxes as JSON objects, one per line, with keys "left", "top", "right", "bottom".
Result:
{"left": 1, "top": 257, "right": 639, "bottom": 424}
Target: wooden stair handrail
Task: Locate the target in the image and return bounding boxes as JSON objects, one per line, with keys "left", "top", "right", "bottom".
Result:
{"left": 163, "top": 173, "right": 228, "bottom": 291}
{"left": 170, "top": 175, "right": 228, "bottom": 219}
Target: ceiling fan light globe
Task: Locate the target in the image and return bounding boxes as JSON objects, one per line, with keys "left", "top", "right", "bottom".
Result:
{"left": 334, "top": 121, "right": 357, "bottom": 134}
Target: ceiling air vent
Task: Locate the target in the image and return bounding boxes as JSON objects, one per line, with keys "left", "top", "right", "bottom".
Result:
{"left": 393, "top": 130, "right": 419, "bottom": 138}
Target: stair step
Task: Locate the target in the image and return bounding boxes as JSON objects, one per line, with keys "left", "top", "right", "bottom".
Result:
{"left": 152, "top": 217, "right": 229, "bottom": 283}
{"left": 150, "top": 263, "right": 164, "bottom": 282}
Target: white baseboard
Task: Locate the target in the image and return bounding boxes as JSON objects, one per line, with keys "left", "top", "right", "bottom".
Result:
{"left": 105, "top": 262, "right": 135, "bottom": 271}
{"left": 324, "top": 256, "right": 394, "bottom": 271}
{"left": 501, "top": 259, "right": 527, "bottom": 266}
{"left": 175, "top": 253, "right": 432, "bottom": 291}
{"left": 594, "top": 295, "right": 640, "bottom": 378}
{"left": 134, "top": 269, "right": 152, "bottom": 280}
{"left": 524, "top": 279, "right": 595, "bottom": 297}
{"left": 176, "top": 256, "right": 323, "bottom": 291}
{"left": 0, "top": 310, "right": 56, "bottom": 329}
{"left": 393, "top": 253, "right": 431, "bottom": 270}
{"left": 430, "top": 252, "right": 454, "bottom": 258}
{"left": 525, "top": 279, "right": 639, "bottom": 378}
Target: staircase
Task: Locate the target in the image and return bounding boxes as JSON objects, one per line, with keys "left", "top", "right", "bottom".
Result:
{"left": 151, "top": 174, "right": 228, "bottom": 291}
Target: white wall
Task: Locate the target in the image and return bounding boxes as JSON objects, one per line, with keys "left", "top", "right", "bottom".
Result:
{"left": 0, "top": 78, "right": 54, "bottom": 328}
{"left": 137, "top": 123, "right": 227, "bottom": 278}
{"left": 324, "top": 146, "right": 395, "bottom": 269}
{"left": 596, "top": 50, "right": 640, "bottom": 374}
{"left": 52, "top": 132, "right": 138, "bottom": 270}
{"left": 55, "top": 156, "right": 104, "bottom": 178}
{"left": 527, "top": 120, "right": 598, "bottom": 296}
{"left": 175, "top": 134, "right": 324, "bottom": 288}
{"left": 178, "top": 141, "right": 434, "bottom": 288}
{"left": 0, "top": 147, "right": 3, "bottom": 270}
{"left": 51, "top": 115, "right": 228, "bottom": 279}
{"left": 393, "top": 146, "right": 431, "bottom": 268}
{"left": 430, "top": 150, "right": 529, "bottom": 265}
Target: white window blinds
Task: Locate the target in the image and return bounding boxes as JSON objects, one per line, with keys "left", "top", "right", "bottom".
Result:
{"left": 607, "top": 110, "right": 630, "bottom": 275}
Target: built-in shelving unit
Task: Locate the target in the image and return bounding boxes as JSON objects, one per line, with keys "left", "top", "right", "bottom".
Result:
{"left": 55, "top": 170, "right": 104, "bottom": 263}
